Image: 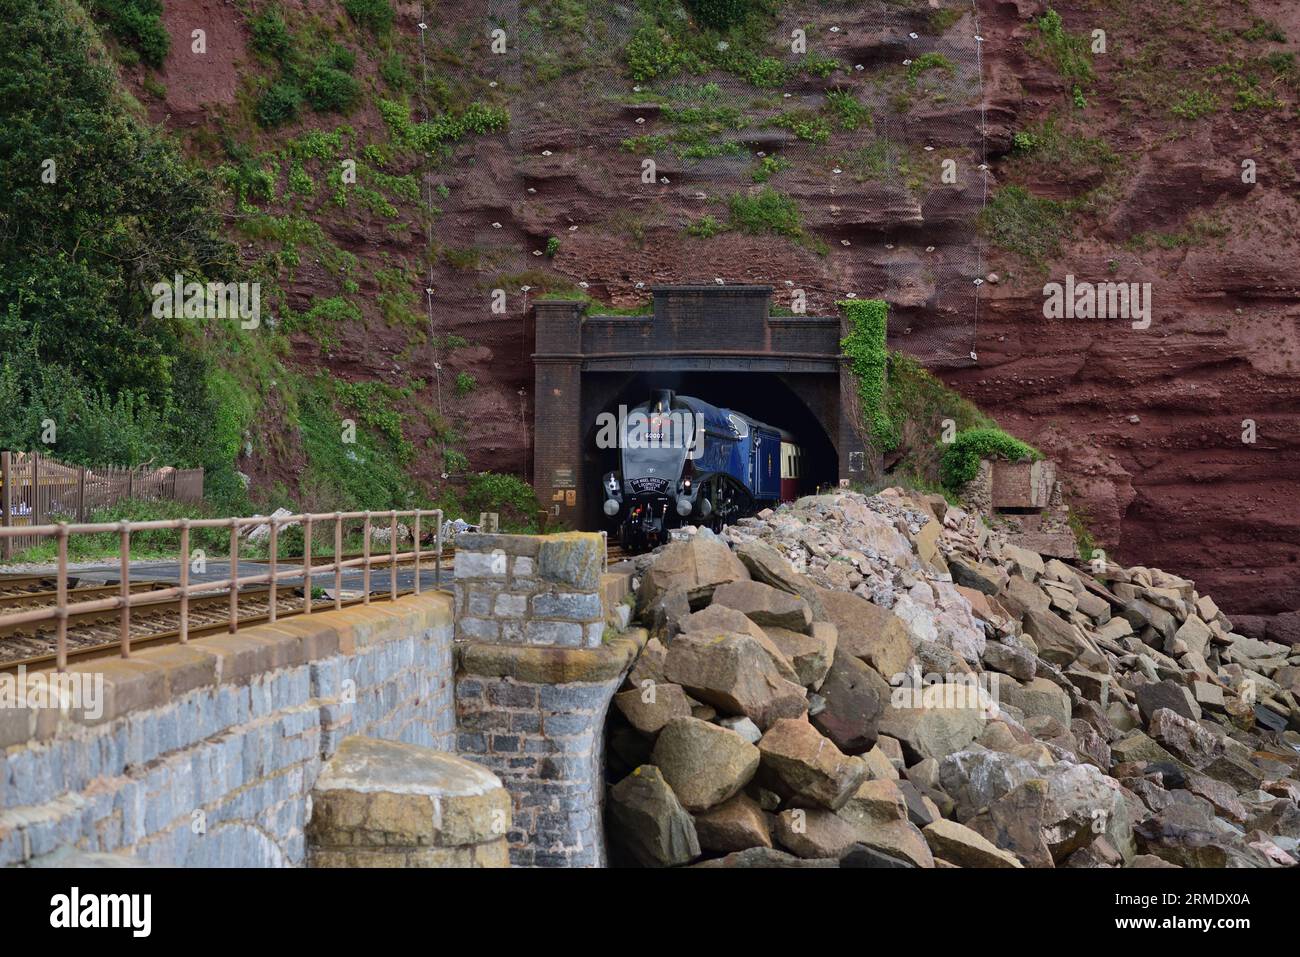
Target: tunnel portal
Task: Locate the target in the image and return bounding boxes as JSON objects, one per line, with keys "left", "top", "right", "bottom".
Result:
{"left": 532, "top": 286, "right": 871, "bottom": 530}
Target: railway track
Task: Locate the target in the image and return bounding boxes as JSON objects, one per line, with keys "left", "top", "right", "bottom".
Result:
{"left": 0, "top": 538, "right": 626, "bottom": 672}
{"left": 0, "top": 587, "right": 383, "bottom": 671}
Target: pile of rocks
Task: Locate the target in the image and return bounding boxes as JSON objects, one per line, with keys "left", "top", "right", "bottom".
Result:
{"left": 604, "top": 490, "right": 1300, "bottom": 868}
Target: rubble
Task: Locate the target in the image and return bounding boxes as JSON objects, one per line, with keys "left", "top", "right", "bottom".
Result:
{"left": 604, "top": 490, "right": 1300, "bottom": 868}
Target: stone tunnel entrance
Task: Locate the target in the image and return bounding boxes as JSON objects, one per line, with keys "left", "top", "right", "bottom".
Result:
{"left": 533, "top": 285, "right": 871, "bottom": 530}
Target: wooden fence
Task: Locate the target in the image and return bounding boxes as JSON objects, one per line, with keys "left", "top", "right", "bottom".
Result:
{"left": 0, "top": 451, "right": 204, "bottom": 560}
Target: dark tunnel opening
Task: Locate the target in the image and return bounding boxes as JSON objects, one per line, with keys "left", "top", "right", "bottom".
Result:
{"left": 577, "top": 371, "right": 840, "bottom": 531}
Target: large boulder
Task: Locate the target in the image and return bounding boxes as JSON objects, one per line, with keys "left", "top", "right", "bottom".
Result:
{"left": 949, "top": 556, "right": 1008, "bottom": 596}
{"left": 1147, "top": 708, "right": 1221, "bottom": 768}
{"left": 938, "top": 749, "right": 1044, "bottom": 822}
{"left": 964, "top": 763, "right": 1134, "bottom": 866}
{"left": 651, "top": 717, "right": 760, "bottom": 812}
{"left": 712, "top": 579, "right": 813, "bottom": 632}
{"left": 1001, "top": 676, "right": 1073, "bottom": 726}
{"left": 981, "top": 641, "right": 1037, "bottom": 681}
{"left": 757, "top": 718, "right": 866, "bottom": 810}
{"left": 692, "top": 792, "right": 772, "bottom": 853}
{"left": 818, "top": 589, "right": 915, "bottom": 679}
{"left": 1136, "top": 679, "right": 1201, "bottom": 724}
{"left": 1022, "top": 609, "right": 1090, "bottom": 667}
{"left": 763, "top": 624, "right": 836, "bottom": 689}
{"left": 1121, "top": 599, "right": 1177, "bottom": 645}
{"left": 680, "top": 604, "right": 800, "bottom": 683}
{"left": 922, "top": 818, "right": 1023, "bottom": 868}
{"left": 662, "top": 631, "right": 808, "bottom": 730}
{"left": 734, "top": 539, "right": 827, "bottom": 619}
{"left": 876, "top": 683, "right": 990, "bottom": 761}
{"left": 607, "top": 766, "right": 700, "bottom": 867}
{"left": 639, "top": 532, "right": 749, "bottom": 608}
{"left": 835, "top": 779, "right": 935, "bottom": 868}
{"left": 773, "top": 808, "right": 862, "bottom": 859}
{"left": 614, "top": 682, "right": 694, "bottom": 736}
{"left": 811, "top": 648, "right": 890, "bottom": 754}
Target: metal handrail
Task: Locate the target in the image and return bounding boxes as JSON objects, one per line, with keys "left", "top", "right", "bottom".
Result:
{"left": 0, "top": 508, "right": 444, "bottom": 671}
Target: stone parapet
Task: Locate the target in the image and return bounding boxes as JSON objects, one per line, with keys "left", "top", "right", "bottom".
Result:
{"left": 0, "top": 593, "right": 455, "bottom": 867}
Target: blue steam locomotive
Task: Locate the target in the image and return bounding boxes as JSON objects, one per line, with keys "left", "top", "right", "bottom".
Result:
{"left": 600, "top": 389, "right": 804, "bottom": 550}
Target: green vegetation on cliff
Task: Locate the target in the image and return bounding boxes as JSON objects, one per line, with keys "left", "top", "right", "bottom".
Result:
{"left": 0, "top": 0, "right": 245, "bottom": 503}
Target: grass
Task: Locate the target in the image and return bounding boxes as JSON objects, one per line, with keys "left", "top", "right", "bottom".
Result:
{"left": 1027, "top": 8, "right": 1093, "bottom": 86}
{"left": 728, "top": 188, "right": 803, "bottom": 238}
{"left": 979, "top": 186, "right": 1076, "bottom": 265}
{"left": 1009, "top": 116, "right": 1118, "bottom": 178}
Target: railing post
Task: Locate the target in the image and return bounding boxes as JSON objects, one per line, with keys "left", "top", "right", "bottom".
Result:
{"left": 413, "top": 512, "right": 422, "bottom": 595}
{"left": 435, "top": 511, "right": 443, "bottom": 586}
{"left": 119, "top": 522, "right": 131, "bottom": 658}
{"left": 269, "top": 516, "right": 279, "bottom": 623}
{"left": 31, "top": 452, "right": 41, "bottom": 530}
{"left": 333, "top": 512, "right": 343, "bottom": 611}
{"left": 1, "top": 451, "right": 11, "bottom": 561}
{"left": 303, "top": 515, "right": 313, "bottom": 615}
{"left": 228, "top": 519, "right": 239, "bottom": 633}
{"left": 55, "top": 523, "right": 68, "bottom": 672}
{"left": 390, "top": 510, "right": 398, "bottom": 599}
{"left": 179, "top": 519, "right": 190, "bottom": 643}
{"left": 362, "top": 512, "right": 372, "bottom": 605}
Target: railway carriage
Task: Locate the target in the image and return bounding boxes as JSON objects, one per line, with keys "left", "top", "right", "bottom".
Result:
{"left": 600, "top": 389, "right": 803, "bottom": 550}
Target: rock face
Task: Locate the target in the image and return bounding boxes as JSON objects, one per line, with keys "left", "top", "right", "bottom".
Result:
{"left": 605, "top": 489, "right": 1300, "bottom": 870}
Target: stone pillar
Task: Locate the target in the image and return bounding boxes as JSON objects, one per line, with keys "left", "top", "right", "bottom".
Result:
{"left": 532, "top": 299, "right": 587, "bottom": 527}
{"left": 307, "top": 736, "right": 511, "bottom": 867}
{"left": 837, "top": 356, "right": 873, "bottom": 484}
{"left": 452, "top": 532, "right": 647, "bottom": 867}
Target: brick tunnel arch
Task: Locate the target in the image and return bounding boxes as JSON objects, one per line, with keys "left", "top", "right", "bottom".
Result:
{"left": 533, "top": 286, "right": 871, "bottom": 529}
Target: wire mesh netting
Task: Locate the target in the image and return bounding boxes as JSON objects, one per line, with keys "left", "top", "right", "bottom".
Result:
{"left": 414, "top": 0, "right": 988, "bottom": 369}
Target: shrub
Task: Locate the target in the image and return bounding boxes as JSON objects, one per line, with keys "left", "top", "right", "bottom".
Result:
{"left": 906, "top": 52, "right": 955, "bottom": 86}
{"left": 545, "top": 236, "right": 560, "bottom": 257}
{"left": 461, "top": 473, "right": 540, "bottom": 530}
{"left": 728, "top": 188, "right": 802, "bottom": 238}
{"left": 686, "top": 214, "right": 725, "bottom": 237}
{"left": 304, "top": 64, "right": 359, "bottom": 113}
{"left": 939, "top": 428, "right": 1040, "bottom": 492}
{"left": 625, "top": 26, "right": 681, "bottom": 82}
{"left": 93, "top": 0, "right": 170, "bottom": 67}
{"left": 343, "top": 0, "right": 393, "bottom": 32}
{"left": 454, "top": 371, "right": 476, "bottom": 396}
{"left": 380, "top": 51, "right": 411, "bottom": 90}
{"left": 825, "top": 89, "right": 871, "bottom": 131}
{"left": 751, "top": 155, "right": 790, "bottom": 183}
{"left": 256, "top": 81, "right": 302, "bottom": 127}
{"left": 250, "top": 7, "right": 292, "bottom": 60}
